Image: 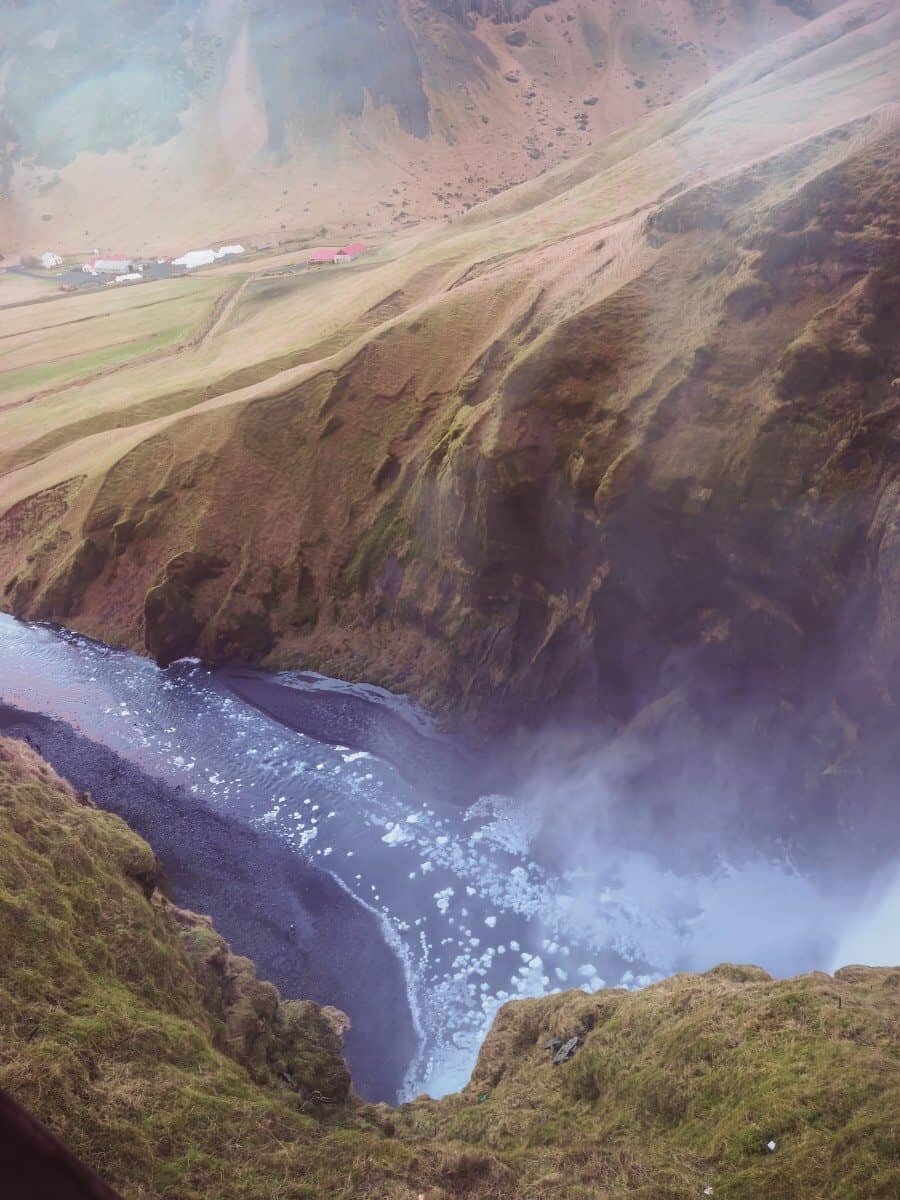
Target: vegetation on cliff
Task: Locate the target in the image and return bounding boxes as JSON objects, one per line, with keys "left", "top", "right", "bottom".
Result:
{"left": 1, "top": 737, "right": 898, "bottom": 1199}
{"left": 0, "top": 736, "right": 400, "bottom": 1199}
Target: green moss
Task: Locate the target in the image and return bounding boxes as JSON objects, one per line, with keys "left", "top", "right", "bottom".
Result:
{"left": 341, "top": 507, "right": 410, "bottom": 593}
{"left": 406, "top": 968, "right": 900, "bottom": 1199}
{"left": 2, "top": 738, "right": 898, "bottom": 1199}
{"left": 0, "top": 738, "right": 409, "bottom": 1200}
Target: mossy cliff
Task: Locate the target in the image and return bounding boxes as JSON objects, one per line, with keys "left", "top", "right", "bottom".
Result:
{"left": 1, "top": 737, "right": 898, "bottom": 1199}
{"left": 405, "top": 964, "right": 900, "bottom": 1199}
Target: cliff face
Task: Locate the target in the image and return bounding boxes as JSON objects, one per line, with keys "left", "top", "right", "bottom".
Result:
{"left": 1, "top": 737, "right": 898, "bottom": 1199}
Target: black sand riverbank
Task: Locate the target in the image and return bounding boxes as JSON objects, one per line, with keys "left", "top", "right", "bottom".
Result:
{"left": 0, "top": 703, "right": 419, "bottom": 1103}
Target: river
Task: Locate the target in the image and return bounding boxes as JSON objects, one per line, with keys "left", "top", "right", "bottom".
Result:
{"left": 2, "top": 614, "right": 893, "bottom": 1104}
{"left": 0, "top": 614, "right": 643, "bottom": 1101}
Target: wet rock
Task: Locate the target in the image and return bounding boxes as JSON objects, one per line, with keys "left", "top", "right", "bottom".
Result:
{"left": 143, "top": 551, "right": 229, "bottom": 667}
{"left": 552, "top": 1035, "right": 579, "bottom": 1065}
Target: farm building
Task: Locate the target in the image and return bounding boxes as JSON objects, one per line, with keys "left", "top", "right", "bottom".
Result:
{"left": 338, "top": 241, "right": 368, "bottom": 260}
{"left": 83, "top": 256, "right": 132, "bottom": 275}
{"left": 308, "top": 247, "right": 341, "bottom": 265}
{"left": 172, "top": 245, "right": 245, "bottom": 270}
{"left": 308, "top": 242, "right": 369, "bottom": 266}
{"left": 40, "top": 251, "right": 63, "bottom": 269}
{"left": 173, "top": 249, "right": 217, "bottom": 270}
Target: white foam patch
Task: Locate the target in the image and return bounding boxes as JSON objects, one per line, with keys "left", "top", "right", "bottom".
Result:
{"left": 382, "top": 823, "right": 412, "bottom": 847}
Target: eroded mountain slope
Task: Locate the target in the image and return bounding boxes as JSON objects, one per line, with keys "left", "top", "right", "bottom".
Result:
{"left": 1, "top": 0, "right": 840, "bottom": 254}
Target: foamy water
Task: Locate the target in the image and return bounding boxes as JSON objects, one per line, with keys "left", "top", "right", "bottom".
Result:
{"left": 1, "top": 614, "right": 866, "bottom": 1098}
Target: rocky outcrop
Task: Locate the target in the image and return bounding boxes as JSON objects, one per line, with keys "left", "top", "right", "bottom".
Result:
{"left": 435, "top": 0, "right": 553, "bottom": 25}
{"left": 172, "top": 906, "right": 352, "bottom": 1101}
{"left": 0, "top": 737, "right": 352, "bottom": 1105}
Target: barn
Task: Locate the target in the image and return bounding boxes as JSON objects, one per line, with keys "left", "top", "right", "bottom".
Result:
{"left": 308, "top": 247, "right": 340, "bottom": 265}
{"left": 83, "top": 256, "right": 132, "bottom": 275}
{"left": 308, "top": 242, "right": 369, "bottom": 265}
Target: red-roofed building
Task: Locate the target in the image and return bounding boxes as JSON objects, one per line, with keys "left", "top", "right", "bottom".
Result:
{"left": 308, "top": 242, "right": 369, "bottom": 266}
{"left": 308, "top": 247, "right": 340, "bottom": 265}
{"left": 337, "top": 241, "right": 368, "bottom": 260}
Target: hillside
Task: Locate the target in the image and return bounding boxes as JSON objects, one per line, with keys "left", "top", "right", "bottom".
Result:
{"left": 1, "top": 0, "right": 898, "bottom": 817}
{"left": 1, "top": 734, "right": 898, "bottom": 1199}
{"left": 1, "top": 0, "right": 840, "bottom": 255}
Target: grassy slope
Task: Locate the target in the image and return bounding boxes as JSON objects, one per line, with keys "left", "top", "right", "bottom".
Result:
{"left": 1, "top": 736, "right": 898, "bottom": 1199}
{"left": 0, "top": 736, "right": 410, "bottom": 1200}
{"left": 410, "top": 966, "right": 900, "bottom": 1199}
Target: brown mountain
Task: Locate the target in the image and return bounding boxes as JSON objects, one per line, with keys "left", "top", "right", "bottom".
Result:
{"left": 1, "top": 1, "right": 898, "bottom": 820}
{"left": 1, "top": 0, "right": 839, "bottom": 256}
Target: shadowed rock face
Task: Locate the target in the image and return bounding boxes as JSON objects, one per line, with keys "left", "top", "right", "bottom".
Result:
{"left": 0, "top": 0, "right": 545, "bottom": 173}
{"left": 0, "top": 0, "right": 821, "bottom": 177}
{"left": 435, "top": 0, "right": 554, "bottom": 24}
{"left": 246, "top": 2, "right": 431, "bottom": 149}
{"left": 0, "top": 1, "right": 432, "bottom": 170}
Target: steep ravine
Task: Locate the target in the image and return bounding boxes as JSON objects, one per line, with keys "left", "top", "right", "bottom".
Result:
{"left": 5, "top": 115, "right": 899, "bottom": 768}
